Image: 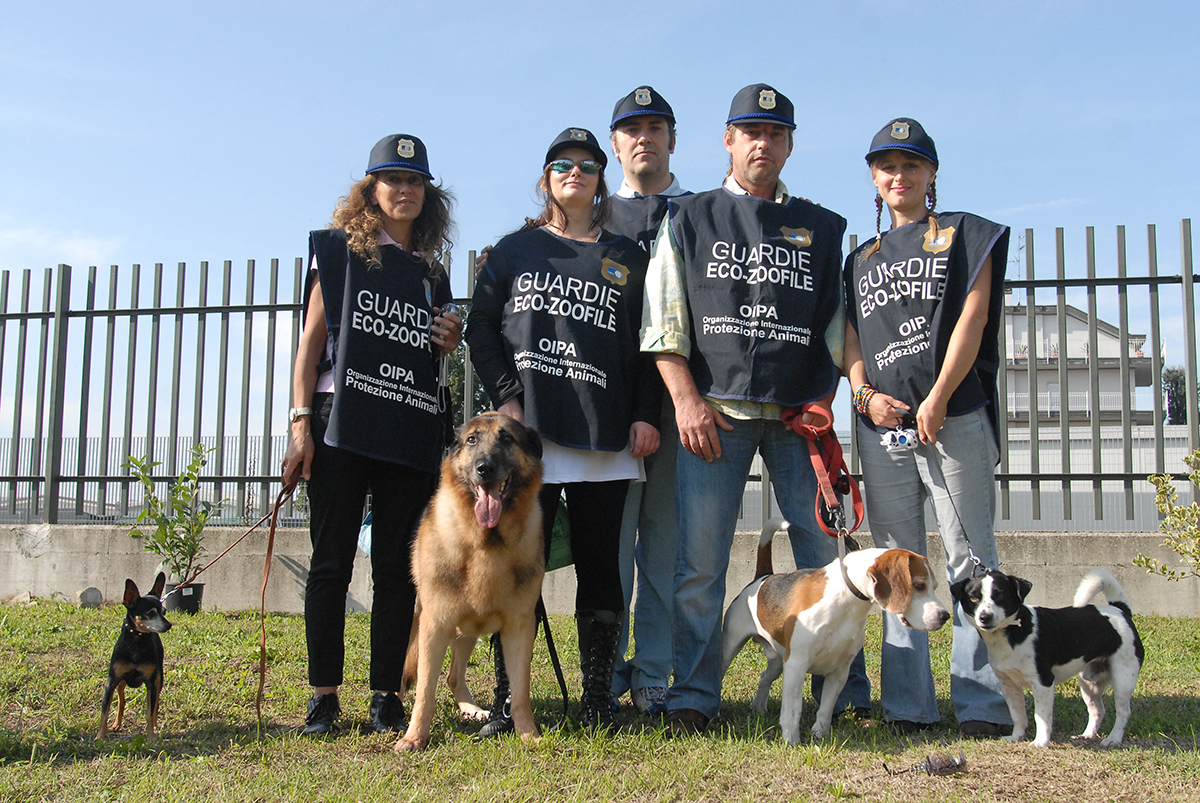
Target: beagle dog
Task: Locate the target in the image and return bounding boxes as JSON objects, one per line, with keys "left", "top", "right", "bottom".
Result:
{"left": 721, "top": 519, "right": 950, "bottom": 743}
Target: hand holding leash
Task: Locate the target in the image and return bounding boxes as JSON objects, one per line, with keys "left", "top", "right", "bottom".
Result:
{"left": 780, "top": 403, "right": 864, "bottom": 537}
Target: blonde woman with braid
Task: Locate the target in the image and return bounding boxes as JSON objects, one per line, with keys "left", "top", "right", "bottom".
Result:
{"left": 842, "top": 118, "right": 1011, "bottom": 738}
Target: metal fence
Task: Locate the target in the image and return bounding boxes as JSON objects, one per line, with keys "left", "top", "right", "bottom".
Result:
{"left": 1, "top": 221, "right": 1197, "bottom": 528}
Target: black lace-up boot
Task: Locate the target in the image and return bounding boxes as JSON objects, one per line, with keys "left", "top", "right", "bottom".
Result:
{"left": 577, "top": 609, "right": 621, "bottom": 731}
{"left": 477, "top": 633, "right": 514, "bottom": 738}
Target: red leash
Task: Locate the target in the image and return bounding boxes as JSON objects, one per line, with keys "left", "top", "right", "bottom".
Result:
{"left": 159, "top": 481, "right": 295, "bottom": 738}
{"left": 780, "top": 403, "right": 864, "bottom": 537}
{"left": 256, "top": 481, "right": 294, "bottom": 737}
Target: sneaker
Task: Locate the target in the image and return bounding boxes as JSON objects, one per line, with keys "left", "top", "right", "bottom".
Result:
{"left": 631, "top": 686, "right": 668, "bottom": 716}
{"left": 367, "top": 692, "right": 407, "bottom": 734}
{"left": 302, "top": 692, "right": 341, "bottom": 736}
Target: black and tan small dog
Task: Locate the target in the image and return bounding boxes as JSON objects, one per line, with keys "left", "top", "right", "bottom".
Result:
{"left": 97, "top": 572, "right": 172, "bottom": 740}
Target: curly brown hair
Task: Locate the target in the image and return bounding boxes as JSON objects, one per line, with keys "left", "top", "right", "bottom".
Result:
{"left": 330, "top": 174, "right": 456, "bottom": 270}
{"left": 516, "top": 164, "right": 610, "bottom": 234}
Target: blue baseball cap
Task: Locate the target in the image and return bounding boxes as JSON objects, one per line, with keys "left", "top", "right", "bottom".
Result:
{"left": 726, "top": 83, "right": 795, "bottom": 130}
{"left": 865, "top": 118, "right": 938, "bottom": 167}
{"left": 611, "top": 86, "right": 676, "bottom": 130}
{"left": 544, "top": 127, "right": 608, "bottom": 169}
{"left": 366, "top": 134, "right": 433, "bottom": 179}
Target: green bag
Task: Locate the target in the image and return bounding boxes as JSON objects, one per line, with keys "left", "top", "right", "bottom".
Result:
{"left": 545, "top": 494, "right": 573, "bottom": 572}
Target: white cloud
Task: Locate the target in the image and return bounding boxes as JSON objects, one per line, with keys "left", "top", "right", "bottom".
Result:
{"left": 988, "top": 198, "right": 1091, "bottom": 218}
{"left": 0, "top": 226, "right": 124, "bottom": 270}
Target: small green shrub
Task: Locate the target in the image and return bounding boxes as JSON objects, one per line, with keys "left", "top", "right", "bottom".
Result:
{"left": 1134, "top": 449, "right": 1200, "bottom": 582}
{"left": 124, "top": 444, "right": 227, "bottom": 580}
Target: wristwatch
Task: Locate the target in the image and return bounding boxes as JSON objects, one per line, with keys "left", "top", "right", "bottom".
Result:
{"left": 289, "top": 407, "right": 313, "bottom": 424}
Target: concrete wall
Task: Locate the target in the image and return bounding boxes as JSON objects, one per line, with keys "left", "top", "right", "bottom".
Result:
{"left": 0, "top": 525, "right": 371, "bottom": 613}
{"left": 3, "top": 525, "right": 1197, "bottom": 617}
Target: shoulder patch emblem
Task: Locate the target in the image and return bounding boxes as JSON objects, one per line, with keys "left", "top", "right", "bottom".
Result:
{"left": 758, "top": 90, "right": 776, "bottom": 110}
{"left": 922, "top": 225, "right": 955, "bottom": 254}
{"left": 780, "top": 226, "right": 812, "bottom": 247}
{"left": 890, "top": 122, "right": 910, "bottom": 140}
{"left": 397, "top": 138, "right": 416, "bottom": 158}
{"left": 601, "top": 258, "right": 628, "bottom": 286}
{"left": 635, "top": 88, "right": 652, "bottom": 106}
{"left": 569, "top": 129, "right": 588, "bottom": 141}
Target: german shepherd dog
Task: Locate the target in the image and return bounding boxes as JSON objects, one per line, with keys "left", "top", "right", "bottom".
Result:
{"left": 97, "top": 573, "right": 172, "bottom": 740}
{"left": 395, "top": 412, "right": 545, "bottom": 752}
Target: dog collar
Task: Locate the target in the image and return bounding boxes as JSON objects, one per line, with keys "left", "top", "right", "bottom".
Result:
{"left": 841, "top": 562, "right": 870, "bottom": 601}
{"left": 837, "top": 531, "right": 870, "bottom": 601}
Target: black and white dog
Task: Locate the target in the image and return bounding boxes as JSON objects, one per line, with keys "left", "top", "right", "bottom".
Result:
{"left": 951, "top": 568, "right": 1143, "bottom": 748}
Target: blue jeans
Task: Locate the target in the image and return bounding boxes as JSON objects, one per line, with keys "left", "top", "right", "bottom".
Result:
{"left": 857, "top": 408, "right": 1011, "bottom": 725}
{"left": 669, "top": 415, "right": 870, "bottom": 719}
{"left": 613, "top": 400, "right": 679, "bottom": 697}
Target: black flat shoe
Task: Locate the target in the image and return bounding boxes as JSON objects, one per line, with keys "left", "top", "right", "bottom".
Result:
{"left": 367, "top": 692, "right": 407, "bottom": 734}
{"left": 303, "top": 693, "right": 341, "bottom": 736}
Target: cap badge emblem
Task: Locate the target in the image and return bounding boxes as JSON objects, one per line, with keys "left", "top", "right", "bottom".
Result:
{"left": 634, "top": 88, "right": 652, "bottom": 106}
{"left": 890, "top": 122, "right": 910, "bottom": 140}
{"left": 923, "top": 225, "right": 955, "bottom": 254}
{"left": 758, "top": 90, "right": 777, "bottom": 110}
{"left": 569, "top": 129, "right": 588, "bottom": 142}
{"left": 397, "top": 139, "right": 416, "bottom": 158}
{"left": 601, "top": 258, "right": 629, "bottom": 286}
{"left": 780, "top": 227, "right": 812, "bottom": 247}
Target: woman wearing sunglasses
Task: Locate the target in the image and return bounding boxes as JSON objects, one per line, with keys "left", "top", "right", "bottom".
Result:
{"left": 467, "top": 127, "right": 661, "bottom": 733}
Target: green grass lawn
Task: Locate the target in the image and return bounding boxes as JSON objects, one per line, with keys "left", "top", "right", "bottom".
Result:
{"left": 1, "top": 600, "right": 1198, "bottom": 802}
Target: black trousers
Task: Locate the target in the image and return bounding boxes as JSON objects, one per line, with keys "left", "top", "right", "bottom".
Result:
{"left": 304, "top": 393, "right": 437, "bottom": 691}
{"left": 539, "top": 479, "right": 629, "bottom": 614}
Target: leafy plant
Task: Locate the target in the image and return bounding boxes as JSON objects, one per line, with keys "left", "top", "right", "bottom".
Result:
{"left": 124, "top": 444, "right": 227, "bottom": 580}
{"left": 1134, "top": 449, "right": 1200, "bottom": 582}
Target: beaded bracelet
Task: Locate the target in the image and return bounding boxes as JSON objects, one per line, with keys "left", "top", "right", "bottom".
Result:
{"left": 852, "top": 384, "right": 877, "bottom": 416}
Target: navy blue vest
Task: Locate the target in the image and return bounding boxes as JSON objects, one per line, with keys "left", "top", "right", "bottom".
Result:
{"left": 607, "top": 192, "right": 690, "bottom": 256}
{"left": 669, "top": 188, "right": 845, "bottom": 406}
{"left": 845, "top": 212, "right": 1008, "bottom": 439}
{"left": 306, "top": 229, "right": 448, "bottom": 472}
{"left": 471, "top": 228, "right": 649, "bottom": 451}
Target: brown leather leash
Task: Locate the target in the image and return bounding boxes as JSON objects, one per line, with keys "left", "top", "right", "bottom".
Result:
{"left": 256, "top": 482, "right": 294, "bottom": 736}
{"left": 161, "top": 480, "right": 296, "bottom": 738}
{"left": 781, "top": 403, "right": 869, "bottom": 601}
{"left": 780, "top": 402, "right": 864, "bottom": 537}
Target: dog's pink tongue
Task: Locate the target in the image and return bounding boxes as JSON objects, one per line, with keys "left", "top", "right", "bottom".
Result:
{"left": 474, "top": 484, "right": 503, "bottom": 529}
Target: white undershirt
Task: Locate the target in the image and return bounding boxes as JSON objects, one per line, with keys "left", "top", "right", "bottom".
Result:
{"left": 541, "top": 439, "right": 644, "bottom": 484}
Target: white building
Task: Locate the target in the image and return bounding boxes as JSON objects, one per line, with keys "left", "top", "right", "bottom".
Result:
{"left": 1002, "top": 303, "right": 1156, "bottom": 426}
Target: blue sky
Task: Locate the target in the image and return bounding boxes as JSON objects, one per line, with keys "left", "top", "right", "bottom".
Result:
{"left": 2, "top": 0, "right": 1198, "bottom": 435}
{"left": 3, "top": 1, "right": 1196, "bottom": 288}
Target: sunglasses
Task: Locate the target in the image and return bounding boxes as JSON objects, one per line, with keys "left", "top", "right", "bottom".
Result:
{"left": 548, "top": 159, "right": 603, "bottom": 175}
